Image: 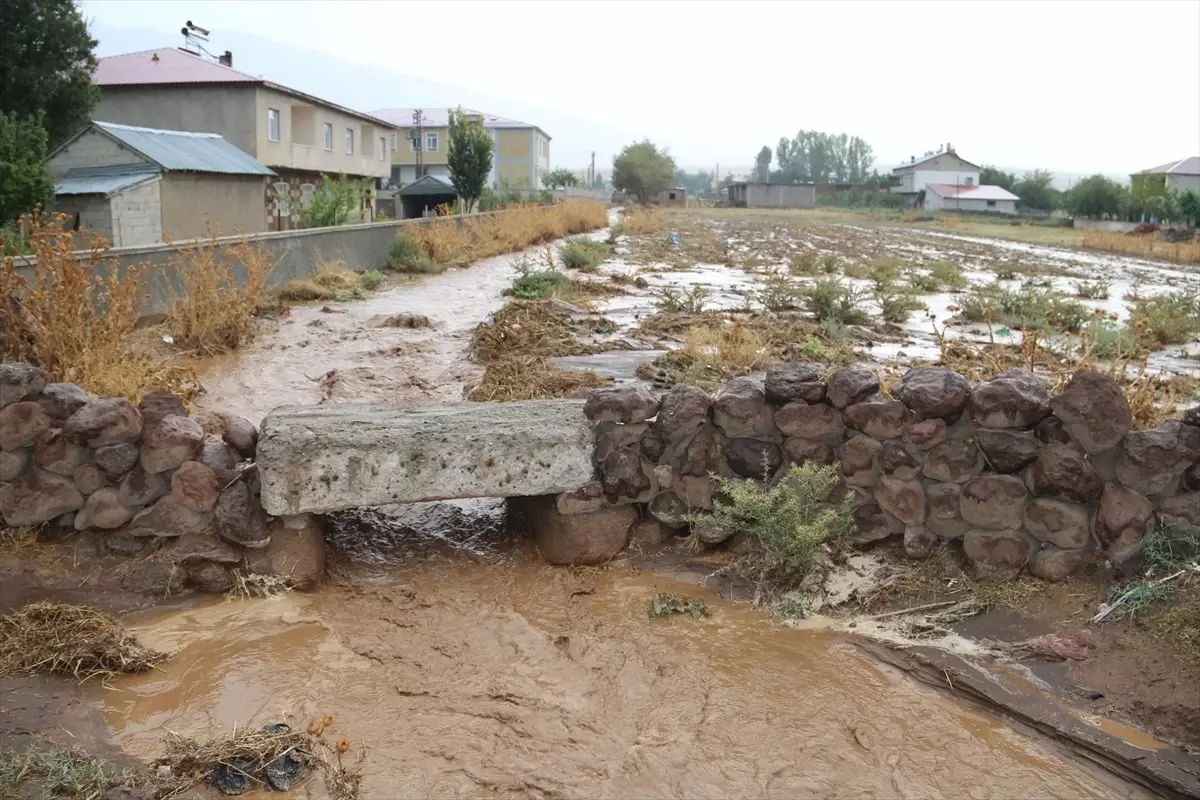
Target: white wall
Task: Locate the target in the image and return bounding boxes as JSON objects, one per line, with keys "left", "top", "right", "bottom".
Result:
{"left": 110, "top": 179, "right": 163, "bottom": 247}
{"left": 913, "top": 168, "right": 980, "bottom": 191}
{"left": 1167, "top": 174, "right": 1200, "bottom": 193}
{"left": 924, "top": 194, "right": 1016, "bottom": 215}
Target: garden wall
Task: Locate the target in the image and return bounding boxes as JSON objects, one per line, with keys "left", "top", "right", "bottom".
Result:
{"left": 581, "top": 365, "right": 1200, "bottom": 580}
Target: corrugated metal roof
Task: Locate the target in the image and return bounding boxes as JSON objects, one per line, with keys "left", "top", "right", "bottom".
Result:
{"left": 399, "top": 174, "right": 457, "bottom": 195}
{"left": 926, "top": 183, "right": 1019, "bottom": 201}
{"left": 893, "top": 149, "right": 980, "bottom": 172}
{"left": 371, "top": 107, "right": 550, "bottom": 139}
{"left": 94, "top": 122, "right": 276, "bottom": 176}
{"left": 55, "top": 164, "right": 161, "bottom": 197}
{"left": 1136, "top": 156, "right": 1200, "bottom": 176}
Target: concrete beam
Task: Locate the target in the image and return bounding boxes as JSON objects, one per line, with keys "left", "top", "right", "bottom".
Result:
{"left": 257, "top": 401, "right": 596, "bottom": 516}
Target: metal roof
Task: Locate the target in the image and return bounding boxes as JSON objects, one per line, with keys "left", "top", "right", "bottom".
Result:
{"left": 893, "top": 149, "right": 981, "bottom": 172}
{"left": 55, "top": 164, "right": 161, "bottom": 197}
{"left": 399, "top": 174, "right": 457, "bottom": 196}
{"left": 926, "top": 183, "right": 1019, "bottom": 201}
{"left": 371, "top": 107, "right": 550, "bottom": 139}
{"left": 93, "top": 122, "right": 276, "bottom": 176}
{"left": 1135, "top": 156, "right": 1200, "bottom": 176}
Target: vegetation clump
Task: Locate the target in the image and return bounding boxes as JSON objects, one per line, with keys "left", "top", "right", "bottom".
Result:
{"left": 958, "top": 283, "right": 1089, "bottom": 331}
{"left": 801, "top": 277, "right": 871, "bottom": 325}
{"left": 276, "top": 263, "right": 384, "bottom": 302}
{"left": 558, "top": 236, "right": 610, "bottom": 270}
{"left": 387, "top": 233, "right": 442, "bottom": 273}
{"left": 1127, "top": 291, "right": 1200, "bottom": 345}
{"left": 652, "top": 283, "right": 710, "bottom": 314}
{"left": 1073, "top": 279, "right": 1110, "bottom": 299}
{"left": 0, "top": 602, "right": 167, "bottom": 681}
{"left": 647, "top": 588, "right": 710, "bottom": 619}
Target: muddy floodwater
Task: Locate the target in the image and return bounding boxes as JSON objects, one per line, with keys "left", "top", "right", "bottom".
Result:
{"left": 110, "top": 553, "right": 1149, "bottom": 799}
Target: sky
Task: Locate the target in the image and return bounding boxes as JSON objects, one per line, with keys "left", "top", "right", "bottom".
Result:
{"left": 82, "top": 0, "right": 1200, "bottom": 177}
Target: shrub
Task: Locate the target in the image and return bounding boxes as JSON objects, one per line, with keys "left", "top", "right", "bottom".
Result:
{"left": 788, "top": 250, "right": 820, "bottom": 275}
{"left": 1128, "top": 291, "right": 1200, "bottom": 345}
{"left": 958, "top": 284, "right": 1089, "bottom": 332}
{"left": 386, "top": 233, "right": 441, "bottom": 273}
{"left": 802, "top": 277, "right": 871, "bottom": 325}
{"left": 358, "top": 269, "right": 384, "bottom": 290}
{"left": 646, "top": 589, "right": 710, "bottom": 619}
{"left": 874, "top": 288, "right": 926, "bottom": 323}
{"left": 275, "top": 263, "right": 384, "bottom": 302}
{"left": 691, "top": 463, "right": 854, "bottom": 590}
{"left": 820, "top": 253, "right": 842, "bottom": 274}
{"left": 299, "top": 173, "right": 370, "bottom": 228}
{"left": 1073, "top": 279, "right": 1110, "bottom": 299}
{"left": 927, "top": 261, "right": 969, "bottom": 290}
{"left": 652, "top": 284, "right": 709, "bottom": 314}
{"left": 907, "top": 272, "right": 941, "bottom": 293}
{"left": 511, "top": 257, "right": 570, "bottom": 300}
{"left": 753, "top": 271, "right": 805, "bottom": 311}
{"left": 558, "top": 237, "right": 610, "bottom": 270}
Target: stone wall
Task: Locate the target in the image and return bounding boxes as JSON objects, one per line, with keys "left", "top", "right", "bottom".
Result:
{"left": 0, "top": 363, "right": 323, "bottom": 595}
{"left": 580, "top": 366, "right": 1200, "bottom": 580}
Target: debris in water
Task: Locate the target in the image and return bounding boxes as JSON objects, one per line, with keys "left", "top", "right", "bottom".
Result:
{"left": 0, "top": 602, "right": 167, "bottom": 681}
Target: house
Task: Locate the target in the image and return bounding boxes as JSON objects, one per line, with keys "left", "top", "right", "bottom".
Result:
{"left": 658, "top": 187, "right": 686, "bottom": 206}
{"left": 924, "top": 184, "right": 1019, "bottom": 215}
{"left": 891, "top": 145, "right": 980, "bottom": 195}
{"left": 727, "top": 182, "right": 816, "bottom": 209}
{"left": 47, "top": 121, "right": 275, "bottom": 247}
{"left": 398, "top": 174, "right": 458, "bottom": 219}
{"left": 91, "top": 47, "right": 398, "bottom": 230}
{"left": 1132, "top": 157, "right": 1200, "bottom": 195}
{"left": 369, "top": 107, "right": 550, "bottom": 189}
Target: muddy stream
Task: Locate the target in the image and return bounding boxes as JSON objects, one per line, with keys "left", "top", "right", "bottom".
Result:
{"left": 158, "top": 222, "right": 1178, "bottom": 797}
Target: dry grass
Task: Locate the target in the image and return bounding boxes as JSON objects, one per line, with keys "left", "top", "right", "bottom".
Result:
{"left": 226, "top": 571, "right": 295, "bottom": 599}
{"left": 0, "top": 211, "right": 194, "bottom": 401}
{"left": 0, "top": 602, "right": 167, "bottom": 681}
{"left": 164, "top": 231, "right": 277, "bottom": 355}
{"left": 467, "top": 358, "right": 608, "bottom": 402}
{"left": 409, "top": 201, "right": 608, "bottom": 267}
{"left": 151, "top": 724, "right": 314, "bottom": 798}
{"left": 1078, "top": 230, "right": 1200, "bottom": 264}
{"left": 1145, "top": 585, "right": 1200, "bottom": 676}
{"left": 621, "top": 206, "right": 665, "bottom": 235}
{"left": 276, "top": 262, "right": 383, "bottom": 302}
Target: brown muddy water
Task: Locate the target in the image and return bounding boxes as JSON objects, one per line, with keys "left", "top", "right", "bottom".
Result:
{"left": 109, "top": 554, "right": 1149, "bottom": 799}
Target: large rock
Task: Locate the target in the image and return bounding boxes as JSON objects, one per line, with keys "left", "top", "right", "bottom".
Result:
{"left": 258, "top": 400, "right": 598, "bottom": 515}
{"left": 0, "top": 448, "right": 27, "bottom": 481}
{"left": 517, "top": 494, "right": 635, "bottom": 565}
{"left": 1030, "top": 547, "right": 1095, "bottom": 581}
{"left": 243, "top": 514, "right": 327, "bottom": 588}
{"left": 896, "top": 367, "right": 970, "bottom": 418}
{"left": 926, "top": 482, "right": 968, "bottom": 539}
{"left": 0, "top": 401, "right": 53, "bottom": 450}
{"left": 880, "top": 440, "right": 921, "bottom": 479}
{"left": 72, "top": 464, "right": 105, "bottom": 495}
{"left": 137, "top": 390, "right": 188, "bottom": 428}
{"left": 1023, "top": 498, "right": 1091, "bottom": 550}
{"left": 38, "top": 382, "right": 89, "bottom": 420}
{"left": 959, "top": 475, "right": 1027, "bottom": 530}
{"left": 1115, "top": 420, "right": 1200, "bottom": 496}
{"left": 976, "top": 427, "right": 1041, "bottom": 475}
{"left": 93, "top": 442, "right": 139, "bottom": 480}
{"left": 673, "top": 424, "right": 721, "bottom": 477}
{"left": 903, "top": 418, "right": 947, "bottom": 451}
{"left": 922, "top": 440, "right": 984, "bottom": 484}
{"left": 1027, "top": 442, "right": 1102, "bottom": 503}
{"left": 63, "top": 398, "right": 142, "bottom": 447}
{"left": 0, "top": 468, "right": 85, "bottom": 525}
{"left": 583, "top": 385, "right": 660, "bottom": 423}
{"left": 675, "top": 474, "right": 713, "bottom": 510}
{"left": 172, "top": 461, "right": 220, "bottom": 512}
{"left": 215, "top": 481, "right": 270, "bottom": 548}
{"left": 1093, "top": 483, "right": 1154, "bottom": 564}
{"left": 1049, "top": 372, "right": 1131, "bottom": 455}
{"left": 602, "top": 448, "right": 652, "bottom": 499}
{"left": 32, "top": 428, "right": 88, "bottom": 475}
{"left": 723, "top": 438, "right": 780, "bottom": 479}
{"left": 128, "top": 495, "right": 211, "bottom": 538}
{"left": 774, "top": 402, "right": 844, "bottom": 443}
{"left": 118, "top": 465, "right": 169, "bottom": 507}
{"left": 852, "top": 503, "right": 897, "bottom": 544}
{"left": 222, "top": 415, "right": 259, "bottom": 459}
{"left": 83, "top": 487, "right": 136, "bottom": 529}
{"left": 1159, "top": 492, "right": 1200, "bottom": 526}
{"left": 904, "top": 524, "right": 939, "bottom": 558}
{"left": 648, "top": 490, "right": 690, "bottom": 530}
{"left": 764, "top": 363, "right": 824, "bottom": 404}
{"left": 171, "top": 532, "right": 241, "bottom": 564}
{"left": 556, "top": 484, "right": 605, "bottom": 516}
{"left": 782, "top": 437, "right": 834, "bottom": 466}
{"left": 970, "top": 369, "right": 1050, "bottom": 429}
{"left": 595, "top": 421, "right": 647, "bottom": 463}
{"left": 187, "top": 562, "right": 234, "bottom": 593}
{"left": 843, "top": 395, "right": 911, "bottom": 440}
{"left": 825, "top": 367, "right": 879, "bottom": 409}
{"left": 712, "top": 377, "right": 776, "bottom": 439}
{"left": 140, "top": 414, "right": 204, "bottom": 474}
{"left": 963, "top": 528, "right": 1036, "bottom": 580}
{"left": 120, "top": 561, "right": 186, "bottom": 595}
{"left": 1, "top": 363, "right": 47, "bottom": 407}
{"left": 1036, "top": 416, "right": 1071, "bottom": 444}
{"left": 199, "top": 441, "right": 240, "bottom": 484}
{"left": 841, "top": 435, "right": 883, "bottom": 488}
{"left": 875, "top": 476, "right": 926, "bottom": 524}
{"left": 655, "top": 385, "right": 711, "bottom": 446}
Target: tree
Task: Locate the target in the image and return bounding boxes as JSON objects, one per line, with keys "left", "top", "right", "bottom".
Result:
{"left": 611, "top": 140, "right": 675, "bottom": 204}
{"left": 542, "top": 167, "right": 579, "bottom": 190}
{"left": 980, "top": 166, "right": 1017, "bottom": 192}
{"left": 446, "top": 108, "right": 494, "bottom": 213}
{"left": 0, "top": 0, "right": 99, "bottom": 147}
{"left": 772, "top": 130, "right": 875, "bottom": 184}
{"left": 1177, "top": 190, "right": 1200, "bottom": 227}
{"left": 1064, "top": 174, "right": 1127, "bottom": 220}
{"left": 755, "top": 146, "right": 772, "bottom": 182}
{"left": 299, "top": 172, "right": 371, "bottom": 228}
{"left": 675, "top": 169, "right": 714, "bottom": 195}
{"left": 1013, "top": 169, "right": 1058, "bottom": 212}
{"left": 0, "top": 112, "right": 55, "bottom": 228}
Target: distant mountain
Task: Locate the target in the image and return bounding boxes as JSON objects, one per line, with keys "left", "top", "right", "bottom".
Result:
{"left": 88, "top": 21, "right": 649, "bottom": 170}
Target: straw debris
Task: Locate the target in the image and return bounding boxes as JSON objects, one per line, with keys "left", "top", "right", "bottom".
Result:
{"left": 0, "top": 602, "right": 167, "bottom": 681}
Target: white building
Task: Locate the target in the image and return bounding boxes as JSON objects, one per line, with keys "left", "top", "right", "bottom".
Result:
{"left": 1133, "top": 156, "right": 1200, "bottom": 194}
{"left": 892, "top": 146, "right": 980, "bottom": 195}
{"left": 924, "top": 183, "right": 1019, "bottom": 215}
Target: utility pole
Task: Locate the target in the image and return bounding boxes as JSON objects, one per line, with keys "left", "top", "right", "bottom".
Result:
{"left": 411, "top": 109, "right": 425, "bottom": 180}
{"left": 589, "top": 151, "right": 596, "bottom": 188}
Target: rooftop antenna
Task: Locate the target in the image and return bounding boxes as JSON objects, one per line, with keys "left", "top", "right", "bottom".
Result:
{"left": 181, "top": 21, "right": 209, "bottom": 55}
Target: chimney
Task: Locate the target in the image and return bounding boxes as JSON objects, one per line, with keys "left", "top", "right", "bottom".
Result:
{"left": 219, "top": 50, "right": 233, "bottom": 67}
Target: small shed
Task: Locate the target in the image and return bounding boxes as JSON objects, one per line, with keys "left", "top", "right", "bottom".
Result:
{"left": 658, "top": 187, "right": 686, "bottom": 206}
{"left": 48, "top": 121, "right": 276, "bottom": 247}
{"left": 399, "top": 174, "right": 459, "bottom": 218}
{"left": 727, "top": 182, "right": 815, "bottom": 209}
{"left": 924, "top": 184, "right": 1019, "bottom": 215}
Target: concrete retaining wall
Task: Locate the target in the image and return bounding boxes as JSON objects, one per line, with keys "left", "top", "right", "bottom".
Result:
{"left": 1073, "top": 219, "right": 1139, "bottom": 233}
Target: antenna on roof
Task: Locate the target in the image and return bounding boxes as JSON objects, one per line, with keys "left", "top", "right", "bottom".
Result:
{"left": 180, "top": 21, "right": 231, "bottom": 66}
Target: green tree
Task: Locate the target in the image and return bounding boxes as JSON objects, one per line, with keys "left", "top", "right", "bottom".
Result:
{"left": 755, "top": 146, "right": 772, "bottom": 182}
{"left": 1013, "top": 169, "right": 1058, "bottom": 212}
{"left": 0, "top": 112, "right": 55, "bottom": 228}
{"left": 1064, "top": 174, "right": 1127, "bottom": 220}
{"left": 773, "top": 130, "right": 874, "bottom": 184}
{"left": 446, "top": 107, "right": 494, "bottom": 213}
{"left": 611, "top": 139, "right": 676, "bottom": 204}
{"left": 0, "top": 0, "right": 99, "bottom": 146}
{"left": 1177, "top": 190, "right": 1200, "bottom": 227}
{"left": 542, "top": 167, "right": 579, "bottom": 190}
{"left": 980, "top": 166, "right": 1017, "bottom": 192}
{"left": 675, "top": 169, "right": 714, "bottom": 195}
{"left": 299, "top": 172, "right": 371, "bottom": 228}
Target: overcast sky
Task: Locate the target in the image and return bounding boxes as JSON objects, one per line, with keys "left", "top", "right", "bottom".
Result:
{"left": 83, "top": 0, "right": 1200, "bottom": 175}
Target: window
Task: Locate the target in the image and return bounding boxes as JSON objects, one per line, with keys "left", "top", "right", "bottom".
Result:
{"left": 379, "top": 137, "right": 386, "bottom": 160}
{"left": 964, "top": 176, "right": 974, "bottom": 186}
{"left": 426, "top": 132, "right": 438, "bottom": 152}
{"left": 300, "top": 183, "right": 316, "bottom": 207}
{"left": 390, "top": 132, "right": 398, "bottom": 152}
{"left": 323, "top": 123, "right": 333, "bottom": 151}
{"left": 267, "top": 108, "right": 280, "bottom": 142}
{"left": 345, "top": 127, "right": 354, "bottom": 155}
{"left": 986, "top": 199, "right": 996, "bottom": 208}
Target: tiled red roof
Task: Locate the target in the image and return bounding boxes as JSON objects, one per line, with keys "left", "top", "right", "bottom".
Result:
{"left": 93, "top": 47, "right": 260, "bottom": 86}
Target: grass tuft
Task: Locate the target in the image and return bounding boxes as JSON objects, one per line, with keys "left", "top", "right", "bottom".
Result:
{"left": 558, "top": 237, "right": 610, "bottom": 270}
{"left": 802, "top": 277, "right": 871, "bottom": 325}
{"left": 647, "top": 588, "right": 710, "bottom": 619}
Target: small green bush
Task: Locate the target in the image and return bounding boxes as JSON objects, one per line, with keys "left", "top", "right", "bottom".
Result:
{"left": 802, "top": 277, "right": 871, "bottom": 325}
{"left": 652, "top": 284, "right": 709, "bottom": 314}
{"left": 1073, "top": 279, "right": 1110, "bottom": 299}
{"left": 958, "top": 284, "right": 1088, "bottom": 332}
{"left": 691, "top": 463, "right": 854, "bottom": 589}
{"left": 788, "top": 250, "right": 821, "bottom": 275}
{"left": 1128, "top": 291, "right": 1200, "bottom": 345}
{"left": 754, "top": 271, "right": 804, "bottom": 311}
{"left": 511, "top": 258, "right": 569, "bottom": 299}
{"left": 647, "top": 588, "right": 710, "bottom": 619}
{"left": 874, "top": 288, "right": 926, "bottom": 323}
{"left": 559, "top": 237, "right": 610, "bottom": 270}
{"left": 358, "top": 269, "right": 384, "bottom": 290}
{"left": 387, "top": 233, "right": 442, "bottom": 274}
{"left": 927, "top": 261, "right": 969, "bottom": 290}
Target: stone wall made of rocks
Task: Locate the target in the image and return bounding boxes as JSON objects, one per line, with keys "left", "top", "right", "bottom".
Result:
{"left": 577, "top": 364, "right": 1200, "bottom": 580}
{"left": 0, "top": 363, "right": 323, "bottom": 595}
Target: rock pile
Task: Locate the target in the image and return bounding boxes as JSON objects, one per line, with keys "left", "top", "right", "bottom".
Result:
{"left": 578, "top": 365, "right": 1200, "bottom": 580}
{"left": 0, "top": 363, "right": 323, "bottom": 594}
